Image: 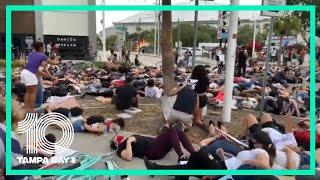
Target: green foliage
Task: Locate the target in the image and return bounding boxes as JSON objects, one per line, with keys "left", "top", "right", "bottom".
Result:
{"left": 96, "top": 35, "right": 102, "bottom": 50}
{"left": 237, "top": 25, "right": 254, "bottom": 46}
{"left": 93, "top": 61, "right": 106, "bottom": 69}
{"left": 274, "top": 15, "right": 301, "bottom": 36}
{"left": 120, "top": 61, "right": 132, "bottom": 69}
{"left": 287, "top": 0, "right": 320, "bottom": 24}
{"left": 0, "top": 60, "right": 25, "bottom": 68}
{"left": 172, "top": 24, "right": 218, "bottom": 47}
{"left": 140, "top": 30, "right": 155, "bottom": 45}
{"left": 105, "top": 35, "right": 118, "bottom": 50}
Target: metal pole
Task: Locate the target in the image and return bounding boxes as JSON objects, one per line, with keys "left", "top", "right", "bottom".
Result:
{"left": 222, "top": 0, "right": 240, "bottom": 123}
{"left": 102, "top": 0, "right": 106, "bottom": 61}
{"left": 191, "top": 0, "right": 199, "bottom": 69}
{"left": 178, "top": 18, "right": 180, "bottom": 50}
{"left": 138, "top": 19, "right": 141, "bottom": 54}
{"left": 259, "top": 17, "right": 275, "bottom": 116}
{"left": 158, "top": 10, "right": 161, "bottom": 56}
{"left": 252, "top": 12, "right": 257, "bottom": 59}
{"left": 154, "top": 10, "right": 157, "bottom": 55}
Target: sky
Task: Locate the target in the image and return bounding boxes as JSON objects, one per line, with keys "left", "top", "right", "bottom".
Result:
{"left": 95, "top": 0, "right": 262, "bottom": 33}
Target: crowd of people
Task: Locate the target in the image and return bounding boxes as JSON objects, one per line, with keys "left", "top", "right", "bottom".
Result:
{"left": 0, "top": 39, "right": 319, "bottom": 180}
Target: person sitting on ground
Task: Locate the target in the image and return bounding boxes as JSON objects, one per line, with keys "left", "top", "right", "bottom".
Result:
{"left": 113, "top": 76, "right": 139, "bottom": 110}
{"left": 110, "top": 124, "right": 195, "bottom": 163}
{"left": 144, "top": 79, "right": 162, "bottom": 98}
{"left": 274, "top": 67, "right": 289, "bottom": 88}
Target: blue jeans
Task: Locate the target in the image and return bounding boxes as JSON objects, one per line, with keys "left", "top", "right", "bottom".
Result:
{"left": 207, "top": 139, "right": 241, "bottom": 156}
{"left": 35, "top": 78, "right": 43, "bottom": 108}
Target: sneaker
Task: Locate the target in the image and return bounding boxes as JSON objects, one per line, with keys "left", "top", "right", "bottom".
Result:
{"left": 178, "top": 155, "right": 189, "bottom": 165}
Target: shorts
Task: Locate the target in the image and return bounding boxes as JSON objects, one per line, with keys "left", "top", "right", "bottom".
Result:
{"left": 298, "top": 152, "right": 318, "bottom": 168}
{"left": 199, "top": 95, "right": 208, "bottom": 109}
{"left": 21, "top": 69, "right": 38, "bottom": 86}
{"left": 72, "top": 120, "right": 85, "bottom": 133}
{"left": 167, "top": 109, "right": 193, "bottom": 126}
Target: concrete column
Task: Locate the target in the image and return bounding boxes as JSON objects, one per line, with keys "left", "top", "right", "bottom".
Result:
{"left": 34, "top": 0, "right": 43, "bottom": 41}
{"left": 88, "top": 0, "right": 97, "bottom": 53}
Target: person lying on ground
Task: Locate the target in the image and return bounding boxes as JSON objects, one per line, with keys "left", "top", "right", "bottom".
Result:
{"left": 110, "top": 124, "right": 195, "bottom": 162}
{"left": 0, "top": 96, "right": 30, "bottom": 179}
{"left": 52, "top": 112, "right": 125, "bottom": 134}
{"left": 113, "top": 76, "right": 139, "bottom": 110}
{"left": 240, "top": 112, "right": 319, "bottom": 169}
{"left": 161, "top": 83, "right": 199, "bottom": 131}
{"left": 144, "top": 130, "right": 276, "bottom": 180}
{"left": 273, "top": 67, "right": 289, "bottom": 88}
{"left": 23, "top": 133, "right": 56, "bottom": 158}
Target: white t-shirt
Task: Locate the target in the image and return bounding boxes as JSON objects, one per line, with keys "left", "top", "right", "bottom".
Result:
{"left": 271, "top": 50, "right": 277, "bottom": 57}
{"left": 46, "top": 44, "right": 52, "bottom": 53}
{"left": 225, "top": 148, "right": 269, "bottom": 170}
{"left": 145, "top": 86, "right": 162, "bottom": 98}
{"left": 262, "top": 128, "right": 298, "bottom": 150}
{"left": 70, "top": 115, "right": 84, "bottom": 123}
{"left": 273, "top": 150, "right": 300, "bottom": 169}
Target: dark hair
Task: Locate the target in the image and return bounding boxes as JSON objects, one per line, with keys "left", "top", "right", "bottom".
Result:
{"left": 146, "top": 79, "right": 155, "bottom": 87}
{"left": 32, "top": 41, "right": 44, "bottom": 51}
{"left": 283, "top": 67, "right": 290, "bottom": 72}
{"left": 45, "top": 133, "right": 56, "bottom": 143}
{"left": 125, "top": 76, "right": 134, "bottom": 83}
{"left": 111, "top": 118, "right": 125, "bottom": 129}
{"left": 70, "top": 107, "right": 84, "bottom": 117}
{"left": 252, "top": 131, "right": 276, "bottom": 167}
{"left": 191, "top": 65, "right": 207, "bottom": 79}
{"left": 110, "top": 140, "right": 117, "bottom": 150}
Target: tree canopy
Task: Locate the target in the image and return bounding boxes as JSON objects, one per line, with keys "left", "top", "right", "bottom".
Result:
{"left": 287, "top": 0, "right": 320, "bottom": 24}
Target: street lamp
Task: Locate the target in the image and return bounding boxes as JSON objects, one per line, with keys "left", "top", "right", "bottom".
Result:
{"left": 138, "top": 15, "right": 155, "bottom": 54}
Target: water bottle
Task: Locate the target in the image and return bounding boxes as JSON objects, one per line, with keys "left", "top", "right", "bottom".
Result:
{"left": 103, "top": 126, "right": 108, "bottom": 136}
{"left": 68, "top": 112, "right": 72, "bottom": 120}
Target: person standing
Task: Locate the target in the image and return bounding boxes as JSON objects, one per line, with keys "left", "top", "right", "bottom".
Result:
{"left": 237, "top": 46, "right": 248, "bottom": 77}
{"left": 46, "top": 42, "right": 52, "bottom": 57}
{"left": 299, "top": 48, "right": 305, "bottom": 65}
{"left": 20, "top": 41, "right": 59, "bottom": 112}
{"left": 271, "top": 48, "right": 277, "bottom": 62}
{"left": 174, "top": 47, "right": 179, "bottom": 65}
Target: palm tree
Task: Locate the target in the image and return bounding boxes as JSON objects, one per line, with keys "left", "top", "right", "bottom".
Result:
{"left": 274, "top": 15, "right": 301, "bottom": 66}
{"left": 161, "top": 0, "right": 174, "bottom": 93}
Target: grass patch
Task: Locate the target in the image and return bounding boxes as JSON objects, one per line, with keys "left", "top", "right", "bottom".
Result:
{"left": 0, "top": 59, "right": 25, "bottom": 68}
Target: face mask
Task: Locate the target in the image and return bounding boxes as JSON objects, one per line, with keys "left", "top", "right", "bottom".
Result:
{"left": 116, "top": 136, "right": 124, "bottom": 144}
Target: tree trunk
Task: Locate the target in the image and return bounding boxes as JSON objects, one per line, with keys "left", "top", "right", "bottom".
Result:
{"left": 277, "top": 35, "right": 283, "bottom": 66}
{"left": 161, "top": 0, "right": 175, "bottom": 94}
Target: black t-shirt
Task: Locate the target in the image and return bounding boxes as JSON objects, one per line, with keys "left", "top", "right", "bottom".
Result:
{"left": 115, "top": 85, "right": 138, "bottom": 109}
{"left": 274, "top": 71, "right": 286, "bottom": 82}
{"left": 86, "top": 115, "right": 105, "bottom": 125}
{"left": 238, "top": 50, "right": 247, "bottom": 64}
{"left": 116, "top": 135, "right": 154, "bottom": 158}
{"left": 52, "top": 108, "right": 70, "bottom": 118}
{"left": 173, "top": 87, "right": 197, "bottom": 114}
{"left": 194, "top": 77, "right": 210, "bottom": 94}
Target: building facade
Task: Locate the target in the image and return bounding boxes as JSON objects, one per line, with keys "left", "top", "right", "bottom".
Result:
{"left": 0, "top": 0, "right": 36, "bottom": 59}
{"left": 0, "top": 0, "right": 96, "bottom": 60}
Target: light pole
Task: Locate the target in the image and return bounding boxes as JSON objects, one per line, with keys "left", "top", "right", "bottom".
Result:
{"left": 191, "top": 0, "right": 199, "bottom": 69}
{"left": 101, "top": 0, "right": 106, "bottom": 61}
{"left": 138, "top": 15, "right": 155, "bottom": 54}
{"left": 252, "top": 12, "right": 257, "bottom": 59}
{"left": 222, "top": 0, "right": 240, "bottom": 123}
{"left": 178, "top": 18, "right": 181, "bottom": 50}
